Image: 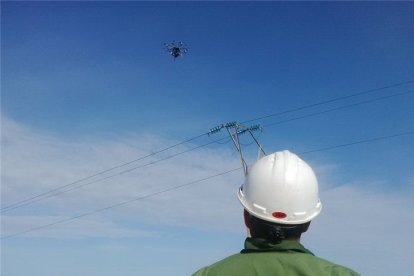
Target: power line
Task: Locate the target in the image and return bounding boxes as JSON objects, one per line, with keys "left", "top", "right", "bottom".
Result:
{"left": 242, "top": 80, "right": 414, "bottom": 124}
{"left": 263, "top": 89, "right": 414, "bottom": 128}
{"left": 0, "top": 133, "right": 207, "bottom": 212}
{"left": 299, "top": 131, "right": 414, "bottom": 155}
{"left": 1, "top": 137, "right": 218, "bottom": 213}
{"left": 2, "top": 81, "right": 413, "bottom": 213}
{"left": 1, "top": 168, "right": 242, "bottom": 239}
{"left": 2, "top": 130, "right": 413, "bottom": 239}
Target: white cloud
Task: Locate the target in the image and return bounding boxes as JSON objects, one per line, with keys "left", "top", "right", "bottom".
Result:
{"left": 1, "top": 215, "right": 155, "bottom": 239}
{"left": 2, "top": 115, "right": 413, "bottom": 275}
{"left": 304, "top": 179, "right": 413, "bottom": 275}
{"left": 1, "top": 115, "right": 243, "bottom": 238}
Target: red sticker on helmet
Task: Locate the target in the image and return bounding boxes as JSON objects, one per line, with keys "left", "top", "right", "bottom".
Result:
{"left": 272, "top": 212, "right": 287, "bottom": 219}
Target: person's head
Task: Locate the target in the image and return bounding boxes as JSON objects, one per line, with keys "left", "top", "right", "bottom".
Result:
{"left": 237, "top": 150, "right": 321, "bottom": 243}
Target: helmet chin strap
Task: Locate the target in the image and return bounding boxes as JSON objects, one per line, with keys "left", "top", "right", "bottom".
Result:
{"left": 245, "top": 227, "right": 252, "bottom": 238}
{"left": 243, "top": 209, "right": 252, "bottom": 237}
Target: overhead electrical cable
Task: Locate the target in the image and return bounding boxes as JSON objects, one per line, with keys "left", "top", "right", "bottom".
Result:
{"left": 263, "top": 89, "right": 414, "bottom": 128}
{"left": 242, "top": 80, "right": 414, "bottom": 124}
{"left": 9, "top": 86, "right": 411, "bottom": 211}
{"left": 1, "top": 138, "right": 218, "bottom": 213}
{"left": 2, "top": 81, "right": 412, "bottom": 213}
{"left": 299, "top": 131, "right": 414, "bottom": 155}
{"left": 1, "top": 168, "right": 242, "bottom": 240}
{"left": 0, "top": 133, "right": 206, "bottom": 212}
{"left": 2, "top": 130, "right": 413, "bottom": 240}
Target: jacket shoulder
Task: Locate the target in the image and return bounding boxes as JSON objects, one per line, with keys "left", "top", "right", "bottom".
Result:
{"left": 192, "top": 253, "right": 249, "bottom": 276}
{"left": 193, "top": 252, "right": 359, "bottom": 276}
{"left": 310, "top": 255, "right": 360, "bottom": 276}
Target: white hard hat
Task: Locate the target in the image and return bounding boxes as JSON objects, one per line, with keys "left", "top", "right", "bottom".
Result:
{"left": 238, "top": 150, "right": 322, "bottom": 225}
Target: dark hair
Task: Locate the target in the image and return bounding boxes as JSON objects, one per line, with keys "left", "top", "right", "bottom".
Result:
{"left": 248, "top": 214, "right": 310, "bottom": 244}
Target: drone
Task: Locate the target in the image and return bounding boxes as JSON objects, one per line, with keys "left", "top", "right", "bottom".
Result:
{"left": 164, "top": 41, "right": 188, "bottom": 60}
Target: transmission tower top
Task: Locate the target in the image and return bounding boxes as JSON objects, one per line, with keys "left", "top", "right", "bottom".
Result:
{"left": 208, "top": 121, "right": 265, "bottom": 176}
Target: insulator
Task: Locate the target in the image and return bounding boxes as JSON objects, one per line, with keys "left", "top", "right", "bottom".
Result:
{"left": 225, "top": 121, "right": 237, "bottom": 128}
{"left": 249, "top": 125, "right": 262, "bottom": 132}
{"left": 208, "top": 124, "right": 224, "bottom": 136}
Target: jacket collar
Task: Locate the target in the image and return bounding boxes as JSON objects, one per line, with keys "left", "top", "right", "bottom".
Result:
{"left": 241, "top": 238, "right": 314, "bottom": 255}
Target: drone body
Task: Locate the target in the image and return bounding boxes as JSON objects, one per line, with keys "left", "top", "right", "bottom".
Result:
{"left": 164, "top": 41, "right": 188, "bottom": 60}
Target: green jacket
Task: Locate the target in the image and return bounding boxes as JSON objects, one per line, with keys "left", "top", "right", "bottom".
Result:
{"left": 193, "top": 238, "right": 359, "bottom": 276}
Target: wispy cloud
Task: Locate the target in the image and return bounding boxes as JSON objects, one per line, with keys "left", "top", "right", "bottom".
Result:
{"left": 1, "top": 215, "right": 155, "bottom": 239}
{"left": 305, "top": 178, "right": 413, "bottom": 275}
{"left": 1, "top": 115, "right": 242, "bottom": 238}
{"left": 2, "top": 115, "right": 413, "bottom": 275}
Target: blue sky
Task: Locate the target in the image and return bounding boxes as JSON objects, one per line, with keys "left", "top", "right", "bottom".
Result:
{"left": 1, "top": 2, "right": 414, "bottom": 276}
